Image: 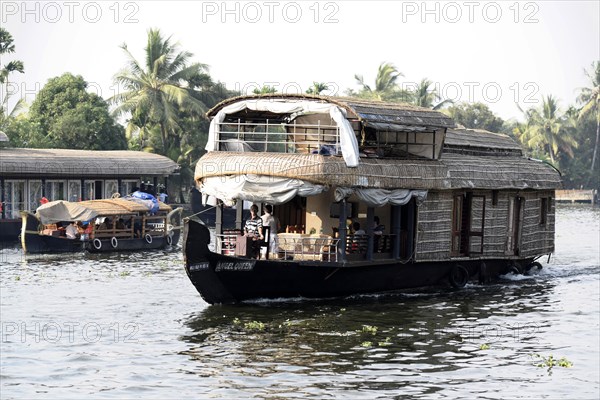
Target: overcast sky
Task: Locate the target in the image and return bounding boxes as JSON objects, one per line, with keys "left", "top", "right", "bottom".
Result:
{"left": 2, "top": 0, "right": 599, "bottom": 121}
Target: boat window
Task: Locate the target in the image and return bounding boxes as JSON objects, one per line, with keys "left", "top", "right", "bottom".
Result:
{"left": 68, "top": 180, "right": 81, "bottom": 202}
{"left": 83, "top": 180, "right": 95, "bottom": 200}
{"left": 105, "top": 180, "right": 118, "bottom": 198}
{"left": 122, "top": 180, "right": 139, "bottom": 196}
{"left": 361, "top": 127, "right": 444, "bottom": 160}
{"left": 28, "top": 180, "right": 43, "bottom": 211}
{"left": 45, "top": 180, "right": 66, "bottom": 201}
{"left": 5, "top": 180, "right": 26, "bottom": 218}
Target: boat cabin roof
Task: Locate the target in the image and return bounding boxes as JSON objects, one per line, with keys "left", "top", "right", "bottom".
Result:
{"left": 207, "top": 94, "right": 456, "bottom": 130}
{"left": 0, "top": 148, "right": 179, "bottom": 178}
{"left": 35, "top": 198, "right": 171, "bottom": 225}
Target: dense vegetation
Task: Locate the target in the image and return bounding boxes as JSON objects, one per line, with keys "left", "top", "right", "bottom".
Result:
{"left": 0, "top": 28, "right": 597, "bottom": 193}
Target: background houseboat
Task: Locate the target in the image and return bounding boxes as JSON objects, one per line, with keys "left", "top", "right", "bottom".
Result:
{"left": 0, "top": 148, "right": 179, "bottom": 241}
{"left": 21, "top": 197, "right": 183, "bottom": 254}
{"left": 184, "top": 94, "right": 562, "bottom": 304}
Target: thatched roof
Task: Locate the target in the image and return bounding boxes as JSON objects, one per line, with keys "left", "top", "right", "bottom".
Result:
{"left": 195, "top": 151, "right": 561, "bottom": 191}
{"left": 444, "top": 128, "right": 523, "bottom": 156}
{"left": 0, "top": 148, "right": 179, "bottom": 177}
{"left": 206, "top": 94, "right": 456, "bottom": 130}
{"left": 440, "top": 153, "right": 561, "bottom": 190}
{"left": 77, "top": 198, "right": 171, "bottom": 215}
{"left": 35, "top": 198, "right": 171, "bottom": 224}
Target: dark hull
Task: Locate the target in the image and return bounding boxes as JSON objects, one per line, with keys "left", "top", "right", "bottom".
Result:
{"left": 0, "top": 219, "right": 21, "bottom": 242}
{"left": 184, "top": 218, "right": 533, "bottom": 305}
{"left": 22, "top": 233, "right": 173, "bottom": 254}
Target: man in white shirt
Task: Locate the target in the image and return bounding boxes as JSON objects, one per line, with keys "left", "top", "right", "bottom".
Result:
{"left": 65, "top": 222, "right": 78, "bottom": 239}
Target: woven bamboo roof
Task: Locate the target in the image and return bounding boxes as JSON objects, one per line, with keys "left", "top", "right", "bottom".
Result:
{"left": 206, "top": 94, "right": 456, "bottom": 130}
{"left": 0, "top": 148, "right": 179, "bottom": 177}
{"left": 195, "top": 151, "right": 561, "bottom": 191}
{"left": 77, "top": 198, "right": 172, "bottom": 215}
{"left": 440, "top": 153, "right": 561, "bottom": 190}
{"left": 444, "top": 128, "right": 523, "bottom": 156}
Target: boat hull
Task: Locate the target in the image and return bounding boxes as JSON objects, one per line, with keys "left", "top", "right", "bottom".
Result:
{"left": 183, "top": 218, "right": 532, "bottom": 304}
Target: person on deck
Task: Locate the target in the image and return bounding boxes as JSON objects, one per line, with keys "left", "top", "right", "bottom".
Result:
{"left": 65, "top": 222, "right": 79, "bottom": 239}
{"left": 261, "top": 204, "right": 280, "bottom": 257}
{"left": 373, "top": 216, "right": 385, "bottom": 252}
{"left": 244, "top": 204, "right": 264, "bottom": 259}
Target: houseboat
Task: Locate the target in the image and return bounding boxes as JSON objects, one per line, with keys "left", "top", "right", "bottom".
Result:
{"left": 21, "top": 196, "right": 183, "bottom": 253}
{"left": 183, "top": 94, "right": 561, "bottom": 304}
{"left": 0, "top": 148, "right": 179, "bottom": 241}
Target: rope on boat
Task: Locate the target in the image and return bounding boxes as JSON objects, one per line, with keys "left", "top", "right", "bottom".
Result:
{"left": 183, "top": 206, "right": 216, "bottom": 222}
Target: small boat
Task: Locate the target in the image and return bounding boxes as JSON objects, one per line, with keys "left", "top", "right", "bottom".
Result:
{"left": 183, "top": 94, "right": 561, "bottom": 304}
{"left": 21, "top": 196, "right": 183, "bottom": 254}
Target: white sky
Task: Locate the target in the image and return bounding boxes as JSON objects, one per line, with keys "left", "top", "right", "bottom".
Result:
{"left": 2, "top": 0, "right": 599, "bottom": 121}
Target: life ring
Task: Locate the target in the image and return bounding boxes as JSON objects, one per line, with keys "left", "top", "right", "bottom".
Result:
{"left": 166, "top": 234, "right": 173, "bottom": 246}
{"left": 508, "top": 264, "right": 522, "bottom": 275}
{"left": 111, "top": 237, "right": 118, "bottom": 248}
{"left": 524, "top": 261, "right": 543, "bottom": 275}
{"left": 93, "top": 238, "right": 102, "bottom": 250}
{"left": 145, "top": 234, "right": 153, "bottom": 244}
{"left": 449, "top": 264, "right": 469, "bottom": 288}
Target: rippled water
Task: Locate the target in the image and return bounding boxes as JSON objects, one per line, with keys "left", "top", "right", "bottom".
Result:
{"left": 1, "top": 205, "right": 599, "bottom": 399}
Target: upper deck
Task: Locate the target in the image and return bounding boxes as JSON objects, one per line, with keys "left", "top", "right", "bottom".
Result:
{"left": 205, "top": 94, "right": 456, "bottom": 165}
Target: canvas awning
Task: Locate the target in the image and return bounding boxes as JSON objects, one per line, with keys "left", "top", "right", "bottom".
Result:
{"left": 36, "top": 200, "right": 99, "bottom": 225}
{"left": 334, "top": 188, "right": 428, "bottom": 207}
{"left": 201, "top": 175, "right": 327, "bottom": 206}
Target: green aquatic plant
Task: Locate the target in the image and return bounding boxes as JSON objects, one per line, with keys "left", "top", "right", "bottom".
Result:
{"left": 479, "top": 343, "right": 490, "bottom": 350}
{"left": 532, "top": 354, "right": 573, "bottom": 374}
{"left": 361, "top": 325, "right": 378, "bottom": 335}
{"left": 361, "top": 341, "right": 373, "bottom": 348}
{"left": 244, "top": 321, "right": 265, "bottom": 332}
{"left": 14, "top": 275, "right": 20, "bottom": 281}
{"left": 378, "top": 337, "right": 392, "bottom": 347}
{"left": 119, "top": 271, "right": 130, "bottom": 277}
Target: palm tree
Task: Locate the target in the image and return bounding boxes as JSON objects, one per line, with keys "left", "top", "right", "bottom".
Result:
{"left": 111, "top": 28, "right": 208, "bottom": 150}
{"left": 306, "top": 82, "right": 329, "bottom": 95}
{"left": 353, "top": 62, "right": 410, "bottom": 102}
{"left": 521, "top": 95, "right": 577, "bottom": 165}
{"left": 577, "top": 61, "right": 600, "bottom": 174}
{"left": 252, "top": 85, "right": 278, "bottom": 94}
{"left": 412, "top": 78, "right": 453, "bottom": 110}
{"left": 0, "top": 28, "right": 25, "bottom": 116}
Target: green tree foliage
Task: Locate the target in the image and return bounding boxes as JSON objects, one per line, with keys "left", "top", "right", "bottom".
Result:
{"left": 306, "top": 82, "right": 329, "bottom": 95}
{"left": 112, "top": 29, "right": 239, "bottom": 202}
{"left": 0, "top": 27, "right": 25, "bottom": 119}
{"left": 28, "top": 73, "right": 126, "bottom": 150}
{"left": 559, "top": 106, "right": 599, "bottom": 188}
{"left": 518, "top": 95, "right": 577, "bottom": 166}
{"left": 577, "top": 61, "right": 600, "bottom": 175}
{"left": 412, "top": 78, "right": 453, "bottom": 110}
{"left": 445, "top": 102, "right": 505, "bottom": 132}
{"left": 349, "top": 62, "right": 411, "bottom": 102}
{"left": 112, "top": 28, "right": 209, "bottom": 151}
{"left": 252, "top": 85, "right": 278, "bottom": 94}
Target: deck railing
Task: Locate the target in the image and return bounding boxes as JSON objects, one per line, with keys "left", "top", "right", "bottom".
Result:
{"left": 215, "top": 119, "right": 341, "bottom": 155}
{"left": 216, "top": 232, "right": 340, "bottom": 262}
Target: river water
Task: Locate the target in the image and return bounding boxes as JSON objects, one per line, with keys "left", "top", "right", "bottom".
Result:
{"left": 1, "top": 204, "right": 598, "bottom": 399}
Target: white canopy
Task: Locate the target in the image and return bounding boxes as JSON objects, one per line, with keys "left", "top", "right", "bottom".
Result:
{"left": 35, "top": 200, "right": 98, "bottom": 225}
{"left": 334, "top": 188, "right": 428, "bottom": 207}
{"left": 205, "top": 99, "right": 360, "bottom": 167}
{"left": 201, "top": 175, "right": 327, "bottom": 206}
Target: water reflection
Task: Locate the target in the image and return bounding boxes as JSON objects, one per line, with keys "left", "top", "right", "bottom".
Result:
{"left": 179, "top": 279, "right": 561, "bottom": 396}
